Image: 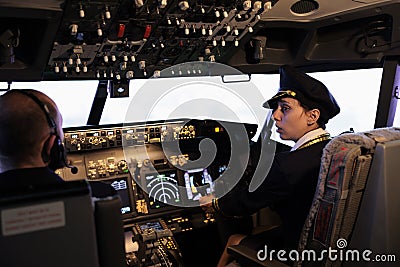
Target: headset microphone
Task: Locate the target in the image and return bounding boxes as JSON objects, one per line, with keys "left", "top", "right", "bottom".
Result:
{"left": 58, "top": 138, "right": 78, "bottom": 174}
{"left": 65, "top": 162, "right": 78, "bottom": 174}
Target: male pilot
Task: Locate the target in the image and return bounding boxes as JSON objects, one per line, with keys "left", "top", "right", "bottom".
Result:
{"left": 0, "top": 89, "right": 66, "bottom": 191}
{"left": 0, "top": 89, "right": 114, "bottom": 197}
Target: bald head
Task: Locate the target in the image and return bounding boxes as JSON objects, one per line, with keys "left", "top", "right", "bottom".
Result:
{"left": 0, "top": 89, "right": 63, "bottom": 169}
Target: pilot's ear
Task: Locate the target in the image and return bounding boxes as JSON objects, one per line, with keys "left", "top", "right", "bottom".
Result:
{"left": 41, "top": 134, "right": 57, "bottom": 163}
{"left": 307, "top": 109, "right": 320, "bottom": 125}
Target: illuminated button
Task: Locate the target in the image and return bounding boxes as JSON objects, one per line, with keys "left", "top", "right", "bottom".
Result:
{"left": 265, "top": 2, "right": 272, "bottom": 10}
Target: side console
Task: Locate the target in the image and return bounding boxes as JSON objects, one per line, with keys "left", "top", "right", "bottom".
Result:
{"left": 125, "top": 219, "right": 184, "bottom": 267}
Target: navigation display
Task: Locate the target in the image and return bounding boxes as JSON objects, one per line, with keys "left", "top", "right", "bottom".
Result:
{"left": 145, "top": 170, "right": 180, "bottom": 209}
{"left": 102, "top": 176, "right": 134, "bottom": 215}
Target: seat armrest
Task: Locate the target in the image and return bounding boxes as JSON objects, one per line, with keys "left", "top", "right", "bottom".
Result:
{"left": 227, "top": 244, "right": 290, "bottom": 267}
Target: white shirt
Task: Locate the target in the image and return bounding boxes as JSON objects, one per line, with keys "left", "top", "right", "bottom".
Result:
{"left": 291, "top": 128, "right": 329, "bottom": 151}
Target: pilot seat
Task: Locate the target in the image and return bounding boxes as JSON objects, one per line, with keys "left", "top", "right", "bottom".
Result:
{"left": 227, "top": 127, "right": 400, "bottom": 267}
{"left": 0, "top": 179, "right": 126, "bottom": 267}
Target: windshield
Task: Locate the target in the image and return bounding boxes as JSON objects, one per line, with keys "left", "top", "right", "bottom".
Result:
{"left": 1, "top": 68, "right": 382, "bottom": 141}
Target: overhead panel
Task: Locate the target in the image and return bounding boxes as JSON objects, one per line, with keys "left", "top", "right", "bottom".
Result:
{"left": 1, "top": 0, "right": 400, "bottom": 82}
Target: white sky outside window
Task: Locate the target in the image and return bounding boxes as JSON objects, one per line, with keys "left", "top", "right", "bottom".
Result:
{"left": 308, "top": 68, "right": 382, "bottom": 136}
{"left": 0, "top": 68, "right": 383, "bottom": 141}
{"left": 1, "top": 81, "right": 97, "bottom": 127}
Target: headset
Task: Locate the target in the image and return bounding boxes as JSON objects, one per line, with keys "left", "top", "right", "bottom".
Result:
{"left": 15, "top": 90, "right": 77, "bottom": 174}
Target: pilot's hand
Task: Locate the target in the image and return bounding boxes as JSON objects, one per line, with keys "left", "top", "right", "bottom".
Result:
{"left": 199, "top": 194, "right": 215, "bottom": 214}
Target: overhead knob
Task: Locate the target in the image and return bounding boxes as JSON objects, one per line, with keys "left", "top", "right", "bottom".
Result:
{"left": 79, "top": 4, "right": 85, "bottom": 18}
{"left": 54, "top": 63, "right": 60, "bottom": 73}
{"left": 70, "top": 24, "right": 78, "bottom": 35}
{"left": 105, "top": 6, "right": 111, "bottom": 19}
{"left": 208, "top": 26, "right": 213, "bottom": 36}
{"left": 179, "top": 1, "right": 189, "bottom": 11}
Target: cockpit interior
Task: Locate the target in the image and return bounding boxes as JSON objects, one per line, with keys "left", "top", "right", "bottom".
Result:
{"left": 1, "top": 0, "right": 400, "bottom": 266}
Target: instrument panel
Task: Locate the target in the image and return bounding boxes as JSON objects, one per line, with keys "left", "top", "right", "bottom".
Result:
{"left": 64, "top": 120, "right": 196, "bottom": 152}
{"left": 60, "top": 119, "right": 257, "bottom": 219}
{"left": 59, "top": 119, "right": 257, "bottom": 266}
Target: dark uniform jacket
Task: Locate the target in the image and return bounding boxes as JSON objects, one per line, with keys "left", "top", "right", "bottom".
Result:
{"left": 218, "top": 139, "right": 329, "bottom": 250}
{"left": 0, "top": 167, "right": 64, "bottom": 195}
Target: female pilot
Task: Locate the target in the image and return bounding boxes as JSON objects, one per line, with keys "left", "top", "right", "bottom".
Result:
{"left": 200, "top": 65, "right": 340, "bottom": 267}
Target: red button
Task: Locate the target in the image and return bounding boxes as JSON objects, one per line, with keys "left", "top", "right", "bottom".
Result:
{"left": 117, "top": 24, "right": 125, "bottom": 38}
{"left": 144, "top": 25, "right": 151, "bottom": 39}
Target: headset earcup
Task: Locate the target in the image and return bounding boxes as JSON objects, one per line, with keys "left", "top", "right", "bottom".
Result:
{"left": 48, "top": 135, "right": 66, "bottom": 170}
{"left": 41, "top": 138, "right": 51, "bottom": 163}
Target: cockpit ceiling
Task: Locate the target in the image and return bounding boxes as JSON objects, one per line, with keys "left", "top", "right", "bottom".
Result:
{"left": 0, "top": 0, "right": 399, "bottom": 82}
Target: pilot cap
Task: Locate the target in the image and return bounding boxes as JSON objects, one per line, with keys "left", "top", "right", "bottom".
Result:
{"left": 263, "top": 65, "right": 340, "bottom": 122}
